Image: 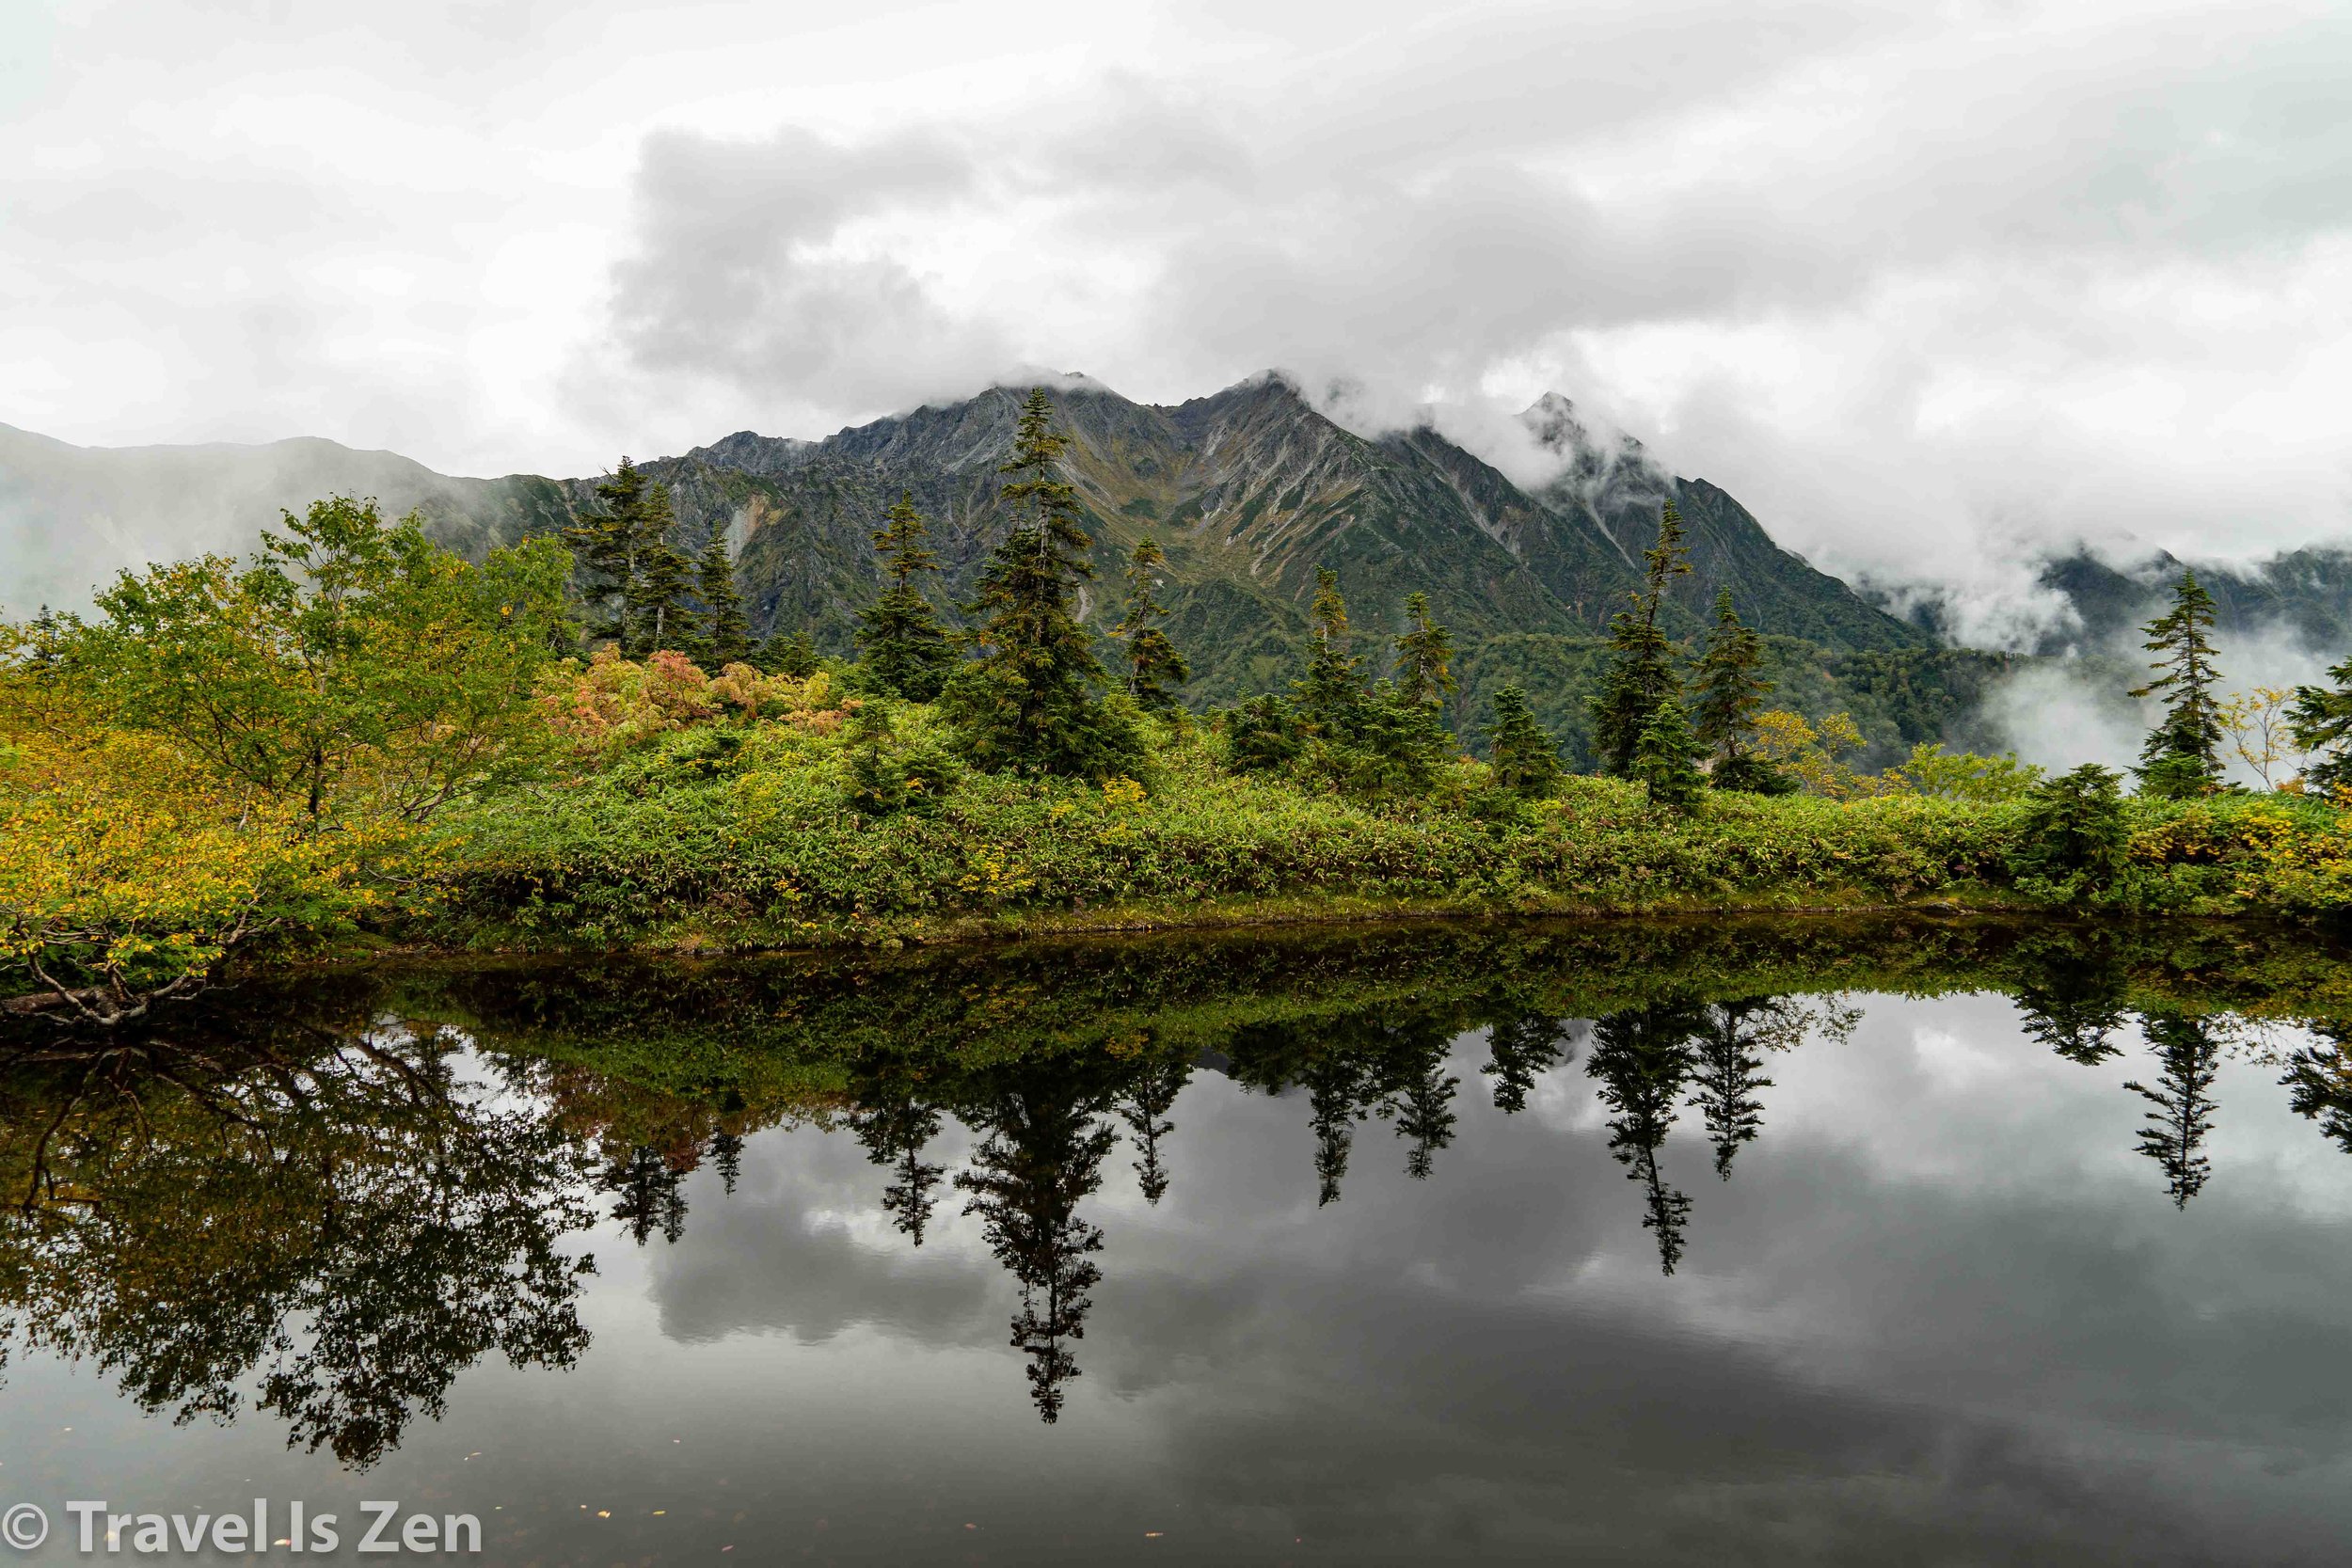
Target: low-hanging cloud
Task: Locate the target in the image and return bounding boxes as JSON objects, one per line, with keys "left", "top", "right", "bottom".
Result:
{"left": 8, "top": 0, "right": 2352, "bottom": 634}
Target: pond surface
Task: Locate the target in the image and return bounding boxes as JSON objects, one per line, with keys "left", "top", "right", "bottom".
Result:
{"left": 5, "top": 918, "right": 2352, "bottom": 1564}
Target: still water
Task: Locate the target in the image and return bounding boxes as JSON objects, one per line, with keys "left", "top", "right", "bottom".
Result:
{"left": 5, "top": 918, "right": 2352, "bottom": 1564}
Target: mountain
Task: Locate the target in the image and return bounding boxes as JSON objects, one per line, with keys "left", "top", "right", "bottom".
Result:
{"left": 2021, "top": 546, "right": 2352, "bottom": 657}
{"left": 6, "top": 373, "right": 1979, "bottom": 763}
{"left": 0, "top": 420, "right": 569, "bottom": 612}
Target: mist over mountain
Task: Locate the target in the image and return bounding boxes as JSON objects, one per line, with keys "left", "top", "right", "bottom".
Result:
{"left": 13, "top": 368, "right": 2346, "bottom": 766}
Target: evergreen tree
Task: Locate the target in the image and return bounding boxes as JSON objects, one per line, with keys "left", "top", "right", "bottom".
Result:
{"left": 1484, "top": 684, "right": 1563, "bottom": 798}
{"left": 1391, "top": 592, "right": 1455, "bottom": 712}
{"left": 1634, "top": 697, "right": 1706, "bottom": 814}
{"left": 762, "top": 628, "right": 820, "bottom": 678}
{"left": 562, "top": 456, "right": 660, "bottom": 648}
{"left": 2126, "top": 1011, "right": 2222, "bottom": 1209}
{"left": 856, "top": 492, "right": 957, "bottom": 701}
{"left": 601, "top": 1145, "right": 688, "bottom": 1246}
{"left": 2131, "top": 570, "right": 2227, "bottom": 799}
{"left": 627, "top": 483, "right": 693, "bottom": 657}
{"left": 1688, "top": 1002, "right": 1773, "bottom": 1180}
{"left": 1692, "top": 588, "right": 1785, "bottom": 792}
{"left": 694, "top": 529, "right": 754, "bottom": 668}
{"left": 707, "top": 1130, "right": 744, "bottom": 1196}
{"left": 1387, "top": 1044, "right": 1460, "bottom": 1181}
{"left": 955, "top": 1068, "right": 1117, "bottom": 1423}
{"left": 2289, "top": 655, "right": 2352, "bottom": 789}
{"left": 940, "top": 389, "right": 1140, "bottom": 778}
{"left": 1295, "top": 566, "right": 1364, "bottom": 735}
{"left": 1589, "top": 1003, "right": 1704, "bottom": 1275}
{"left": 1589, "top": 499, "right": 1692, "bottom": 775}
{"left": 1116, "top": 536, "right": 1189, "bottom": 710}
{"left": 1117, "top": 1058, "right": 1186, "bottom": 1206}
{"left": 1482, "top": 1014, "right": 1574, "bottom": 1114}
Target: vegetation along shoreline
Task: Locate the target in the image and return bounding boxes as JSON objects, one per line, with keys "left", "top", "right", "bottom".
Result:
{"left": 8, "top": 389, "right": 2352, "bottom": 1025}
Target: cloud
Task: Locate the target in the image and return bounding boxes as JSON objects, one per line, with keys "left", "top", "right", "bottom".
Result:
{"left": 7, "top": 0, "right": 2352, "bottom": 623}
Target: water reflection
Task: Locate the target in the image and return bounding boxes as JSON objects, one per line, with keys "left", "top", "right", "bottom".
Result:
{"left": 0, "top": 1022, "right": 595, "bottom": 1466}
{"left": 6, "top": 915, "right": 2352, "bottom": 1484}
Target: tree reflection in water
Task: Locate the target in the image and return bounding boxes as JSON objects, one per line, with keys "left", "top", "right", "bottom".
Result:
{"left": 0, "top": 1022, "right": 596, "bottom": 1467}
{"left": 11, "top": 917, "right": 2352, "bottom": 1433}
{"left": 2128, "top": 1010, "right": 2224, "bottom": 1209}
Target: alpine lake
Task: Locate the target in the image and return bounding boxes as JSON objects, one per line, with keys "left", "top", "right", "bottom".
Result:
{"left": 6, "top": 914, "right": 2352, "bottom": 1565}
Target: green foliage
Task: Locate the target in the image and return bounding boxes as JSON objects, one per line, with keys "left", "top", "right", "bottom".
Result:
{"left": 1893, "top": 743, "right": 2043, "bottom": 801}
{"left": 1391, "top": 592, "right": 1456, "bottom": 712}
{"left": 1116, "top": 537, "right": 1188, "bottom": 710}
{"left": 1590, "top": 500, "right": 1691, "bottom": 776}
{"left": 2290, "top": 655, "right": 2352, "bottom": 789}
{"left": 762, "top": 629, "right": 820, "bottom": 679}
{"left": 1692, "top": 588, "right": 1776, "bottom": 790}
{"left": 561, "top": 456, "right": 655, "bottom": 649}
{"left": 942, "top": 390, "right": 1140, "bottom": 780}
{"left": 1484, "top": 684, "right": 1562, "bottom": 799}
{"left": 695, "top": 529, "right": 755, "bottom": 667}
{"left": 1295, "top": 567, "right": 1364, "bottom": 735}
{"left": 1633, "top": 697, "right": 1706, "bottom": 815}
{"left": 2010, "top": 764, "right": 2128, "bottom": 900}
{"left": 74, "top": 496, "right": 572, "bottom": 823}
{"left": 856, "top": 492, "right": 958, "bottom": 701}
{"left": 1219, "top": 694, "right": 1305, "bottom": 775}
{"left": 2132, "top": 571, "right": 2227, "bottom": 799}
{"left": 845, "top": 698, "right": 961, "bottom": 817}
{"left": 627, "top": 483, "right": 693, "bottom": 657}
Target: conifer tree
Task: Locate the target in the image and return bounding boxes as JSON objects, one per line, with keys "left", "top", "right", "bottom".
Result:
{"left": 1391, "top": 592, "right": 1455, "bottom": 711}
{"left": 562, "top": 456, "right": 661, "bottom": 648}
{"left": 1590, "top": 499, "right": 1692, "bottom": 775}
{"left": 627, "top": 482, "right": 693, "bottom": 657}
{"left": 1689, "top": 1002, "right": 1772, "bottom": 1180}
{"left": 941, "top": 389, "right": 1139, "bottom": 777}
{"left": 1116, "top": 536, "right": 1188, "bottom": 710}
{"left": 2131, "top": 570, "right": 2226, "bottom": 799}
{"left": 2289, "top": 655, "right": 2352, "bottom": 789}
{"left": 762, "top": 627, "right": 820, "bottom": 679}
{"left": 1295, "top": 567, "right": 1363, "bottom": 736}
{"left": 1485, "top": 684, "right": 1563, "bottom": 798}
{"left": 1692, "top": 587, "right": 1783, "bottom": 791}
{"left": 2127, "top": 1011, "right": 2222, "bottom": 1209}
{"left": 856, "top": 492, "right": 956, "bottom": 700}
{"left": 1634, "top": 697, "right": 1706, "bottom": 813}
{"left": 694, "top": 529, "right": 754, "bottom": 668}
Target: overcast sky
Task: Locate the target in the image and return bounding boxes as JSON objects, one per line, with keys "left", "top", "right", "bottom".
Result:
{"left": 6, "top": 0, "right": 2350, "bottom": 606}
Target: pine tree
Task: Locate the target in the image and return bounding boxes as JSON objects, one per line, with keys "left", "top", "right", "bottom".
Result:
{"left": 1295, "top": 567, "right": 1363, "bottom": 736}
{"left": 1589, "top": 1003, "right": 1704, "bottom": 1275}
{"left": 2290, "top": 655, "right": 2352, "bottom": 789}
{"left": 1589, "top": 499, "right": 1692, "bottom": 775}
{"left": 1116, "top": 536, "right": 1189, "bottom": 710}
{"left": 627, "top": 482, "right": 693, "bottom": 657}
{"left": 856, "top": 492, "right": 957, "bottom": 700}
{"left": 1484, "top": 684, "right": 1563, "bottom": 798}
{"left": 1482, "top": 1015, "right": 1574, "bottom": 1113}
{"left": 2131, "top": 570, "right": 2226, "bottom": 799}
{"left": 1692, "top": 588, "right": 1784, "bottom": 792}
{"left": 562, "top": 456, "right": 660, "bottom": 648}
{"left": 762, "top": 628, "right": 819, "bottom": 678}
{"left": 694, "top": 529, "right": 754, "bottom": 668}
{"left": 2127, "top": 1011, "right": 2222, "bottom": 1209}
{"left": 941, "top": 389, "right": 1140, "bottom": 777}
{"left": 1688, "top": 1003, "right": 1772, "bottom": 1180}
{"left": 1391, "top": 592, "right": 1455, "bottom": 711}
{"left": 1634, "top": 696, "right": 1706, "bottom": 814}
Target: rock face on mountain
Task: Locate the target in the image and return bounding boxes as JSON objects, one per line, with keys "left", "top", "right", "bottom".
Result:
{"left": 591, "top": 373, "right": 1928, "bottom": 689}
{"left": 2022, "top": 546, "right": 2352, "bottom": 657}
{"left": 8, "top": 372, "right": 1977, "bottom": 760}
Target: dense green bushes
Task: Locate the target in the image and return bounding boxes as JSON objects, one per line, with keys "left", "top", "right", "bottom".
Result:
{"left": 420, "top": 705, "right": 2352, "bottom": 948}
